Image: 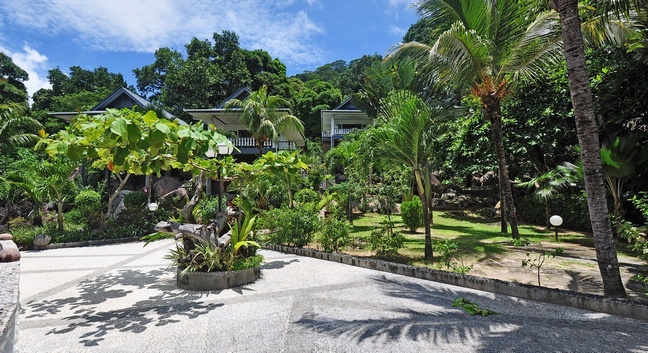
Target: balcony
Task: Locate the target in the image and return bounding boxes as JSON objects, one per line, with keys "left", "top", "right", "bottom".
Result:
{"left": 321, "top": 128, "right": 357, "bottom": 139}
{"left": 228, "top": 137, "right": 296, "bottom": 153}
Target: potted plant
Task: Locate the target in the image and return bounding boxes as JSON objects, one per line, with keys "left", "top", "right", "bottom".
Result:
{"left": 143, "top": 203, "right": 263, "bottom": 291}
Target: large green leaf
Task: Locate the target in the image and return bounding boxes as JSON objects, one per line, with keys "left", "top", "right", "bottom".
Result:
{"left": 110, "top": 117, "right": 129, "bottom": 138}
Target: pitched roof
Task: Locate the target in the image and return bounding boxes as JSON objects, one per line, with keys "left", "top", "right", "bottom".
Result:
{"left": 216, "top": 87, "right": 252, "bottom": 108}
{"left": 333, "top": 97, "right": 359, "bottom": 111}
{"left": 91, "top": 87, "right": 176, "bottom": 120}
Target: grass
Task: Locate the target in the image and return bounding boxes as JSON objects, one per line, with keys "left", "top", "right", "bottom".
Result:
{"left": 345, "top": 210, "right": 589, "bottom": 268}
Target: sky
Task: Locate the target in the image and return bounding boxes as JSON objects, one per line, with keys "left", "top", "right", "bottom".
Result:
{"left": 0, "top": 0, "right": 420, "bottom": 100}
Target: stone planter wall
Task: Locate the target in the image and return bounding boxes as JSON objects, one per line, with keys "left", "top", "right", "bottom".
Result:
{"left": 177, "top": 266, "right": 261, "bottom": 291}
{"left": 1, "top": 233, "right": 20, "bottom": 353}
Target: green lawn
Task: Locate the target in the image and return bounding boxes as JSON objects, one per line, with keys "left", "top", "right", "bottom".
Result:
{"left": 347, "top": 210, "right": 589, "bottom": 267}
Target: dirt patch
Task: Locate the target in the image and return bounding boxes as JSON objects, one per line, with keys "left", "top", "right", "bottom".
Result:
{"left": 337, "top": 238, "right": 648, "bottom": 301}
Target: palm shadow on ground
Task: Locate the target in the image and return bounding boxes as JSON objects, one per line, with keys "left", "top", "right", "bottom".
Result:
{"left": 295, "top": 275, "right": 648, "bottom": 352}
{"left": 23, "top": 268, "right": 228, "bottom": 347}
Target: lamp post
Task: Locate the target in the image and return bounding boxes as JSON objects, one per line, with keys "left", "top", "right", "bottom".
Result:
{"left": 217, "top": 142, "right": 234, "bottom": 213}
{"left": 549, "top": 215, "right": 563, "bottom": 241}
{"left": 148, "top": 202, "right": 158, "bottom": 226}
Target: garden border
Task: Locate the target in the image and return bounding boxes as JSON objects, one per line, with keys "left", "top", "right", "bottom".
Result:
{"left": 266, "top": 244, "right": 648, "bottom": 322}
{"left": 34, "top": 237, "right": 142, "bottom": 250}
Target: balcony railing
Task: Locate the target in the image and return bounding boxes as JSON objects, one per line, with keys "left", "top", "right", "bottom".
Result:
{"left": 322, "top": 128, "right": 357, "bottom": 138}
{"left": 227, "top": 138, "right": 296, "bottom": 151}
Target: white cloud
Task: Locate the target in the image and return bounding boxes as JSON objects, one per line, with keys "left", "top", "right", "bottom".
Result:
{"left": 0, "top": 45, "right": 51, "bottom": 100}
{"left": 389, "top": 25, "right": 407, "bottom": 37}
{"left": 0, "top": 0, "right": 325, "bottom": 65}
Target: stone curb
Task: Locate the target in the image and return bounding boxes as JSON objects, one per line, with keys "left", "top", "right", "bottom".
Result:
{"left": 266, "top": 244, "right": 648, "bottom": 322}
{"left": 34, "top": 237, "right": 142, "bottom": 250}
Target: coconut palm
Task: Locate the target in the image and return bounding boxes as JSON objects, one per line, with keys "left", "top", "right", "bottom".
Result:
{"left": 225, "top": 85, "right": 304, "bottom": 156}
{"left": 365, "top": 90, "right": 448, "bottom": 261}
{"left": 390, "top": 0, "right": 563, "bottom": 239}
{"left": 553, "top": 0, "right": 628, "bottom": 297}
{"left": 0, "top": 102, "right": 43, "bottom": 152}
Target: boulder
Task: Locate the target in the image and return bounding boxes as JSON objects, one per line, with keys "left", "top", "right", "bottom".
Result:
{"left": 0, "top": 240, "right": 20, "bottom": 262}
{"left": 33, "top": 234, "right": 51, "bottom": 249}
{"left": 154, "top": 177, "right": 182, "bottom": 198}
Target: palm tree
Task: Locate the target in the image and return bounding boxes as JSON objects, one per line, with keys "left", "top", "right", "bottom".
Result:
{"left": 0, "top": 102, "right": 43, "bottom": 152}
{"left": 225, "top": 85, "right": 304, "bottom": 155}
{"left": 552, "top": 0, "right": 628, "bottom": 297}
{"left": 391, "top": 0, "right": 563, "bottom": 239}
{"left": 365, "top": 90, "right": 447, "bottom": 261}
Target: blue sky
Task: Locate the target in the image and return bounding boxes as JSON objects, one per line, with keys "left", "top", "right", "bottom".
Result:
{"left": 0, "top": 0, "right": 419, "bottom": 99}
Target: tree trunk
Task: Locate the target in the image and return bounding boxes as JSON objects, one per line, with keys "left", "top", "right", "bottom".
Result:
{"left": 484, "top": 99, "right": 520, "bottom": 239}
{"left": 181, "top": 172, "right": 205, "bottom": 224}
{"left": 556, "top": 0, "right": 626, "bottom": 297}
{"left": 57, "top": 200, "right": 64, "bottom": 232}
{"left": 106, "top": 172, "right": 131, "bottom": 219}
{"left": 415, "top": 170, "right": 433, "bottom": 261}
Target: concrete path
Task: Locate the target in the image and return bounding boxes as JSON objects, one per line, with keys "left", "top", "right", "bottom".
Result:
{"left": 19, "top": 240, "right": 648, "bottom": 353}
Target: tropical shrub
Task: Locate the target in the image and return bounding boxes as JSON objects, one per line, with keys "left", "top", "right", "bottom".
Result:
{"left": 318, "top": 217, "right": 349, "bottom": 252}
{"left": 69, "top": 189, "right": 103, "bottom": 229}
{"left": 260, "top": 207, "right": 318, "bottom": 247}
{"left": 401, "top": 196, "right": 423, "bottom": 232}
{"left": 294, "top": 188, "right": 319, "bottom": 205}
{"left": 369, "top": 223, "right": 404, "bottom": 257}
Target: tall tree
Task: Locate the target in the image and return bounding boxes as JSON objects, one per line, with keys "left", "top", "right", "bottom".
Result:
{"left": 391, "top": 0, "right": 563, "bottom": 239}
{"left": 0, "top": 52, "right": 29, "bottom": 104}
{"left": 366, "top": 90, "right": 448, "bottom": 261}
{"left": 225, "top": 85, "right": 304, "bottom": 155}
{"left": 553, "top": 0, "right": 627, "bottom": 297}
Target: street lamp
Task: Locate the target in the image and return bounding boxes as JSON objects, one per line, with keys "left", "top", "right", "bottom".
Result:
{"left": 217, "top": 142, "right": 234, "bottom": 213}
{"left": 549, "top": 215, "right": 563, "bottom": 241}
{"left": 148, "top": 202, "right": 158, "bottom": 225}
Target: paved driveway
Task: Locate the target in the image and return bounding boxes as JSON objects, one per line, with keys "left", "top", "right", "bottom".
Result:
{"left": 19, "top": 240, "right": 648, "bottom": 352}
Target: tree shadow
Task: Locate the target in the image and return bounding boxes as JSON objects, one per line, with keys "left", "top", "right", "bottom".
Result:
{"left": 261, "top": 258, "right": 300, "bottom": 270}
{"left": 23, "top": 268, "right": 226, "bottom": 347}
{"left": 294, "top": 275, "right": 648, "bottom": 352}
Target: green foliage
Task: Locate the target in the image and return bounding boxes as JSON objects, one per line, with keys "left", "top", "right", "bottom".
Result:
{"left": 452, "top": 298, "right": 496, "bottom": 316}
{"left": 123, "top": 191, "right": 148, "bottom": 211}
{"left": 70, "top": 189, "right": 103, "bottom": 229}
{"left": 196, "top": 197, "right": 223, "bottom": 223}
{"left": 401, "top": 196, "right": 423, "bottom": 232}
{"left": 434, "top": 239, "right": 473, "bottom": 274}
{"left": 229, "top": 211, "right": 261, "bottom": 256}
{"left": 260, "top": 207, "right": 318, "bottom": 247}
{"left": 369, "top": 223, "right": 405, "bottom": 257}
{"left": 516, "top": 192, "right": 591, "bottom": 231}
{"left": 522, "top": 244, "right": 564, "bottom": 286}
{"left": 294, "top": 188, "right": 319, "bottom": 204}
{"left": 318, "top": 217, "right": 349, "bottom": 253}
{"left": 232, "top": 254, "right": 264, "bottom": 271}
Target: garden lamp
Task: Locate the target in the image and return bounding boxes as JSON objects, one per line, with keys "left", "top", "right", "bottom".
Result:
{"left": 549, "top": 215, "right": 563, "bottom": 241}
{"left": 217, "top": 142, "right": 234, "bottom": 213}
{"left": 148, "top": 202, "right": 159, "bottom": 225}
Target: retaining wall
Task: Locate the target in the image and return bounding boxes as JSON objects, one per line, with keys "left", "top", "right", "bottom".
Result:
{"left": 267, "top": 245, "right": 648, "bottom": 322}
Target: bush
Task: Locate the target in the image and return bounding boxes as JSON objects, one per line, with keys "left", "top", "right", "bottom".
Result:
{"left": 260, "top": 207, "right": 318, "bottom": 247}
{"left": 318, "top": 217, "right": 349, "bottom": 252}
{"left": 401, "top": 196, "right": 423, "bottom": 232}
{"left": 196, "top": 197, "right": 224, "bottom": 223}
{"left": 369, "top": 223, "right": 404, "bottom": 257}
{"left": 123, "top": 191, "right": 148, "bottom": 211}
{"left": 70, "top": 189, "right": 103, "bottom": 229}
{"left": 294, "top": 188, "right": 320, "bottom": 204}
{"left": 516, "top": 191, "right": 591, "bottom": 231}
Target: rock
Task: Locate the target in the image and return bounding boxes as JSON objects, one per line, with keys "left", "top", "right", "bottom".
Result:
{"left": 154, "top": 177, "right": 182, "bottom": 197}
{"left": 33, "top": 234, "right": 51, "bottom": 249}
{"left": 0, "top": 224, "right": 8, "bottom": 232}
{"left": 0, "top": 233, "right": 12, "bottom": 240}
{"left": 0, "top": 240, "right": 21, "bottom": 262}
{"left": 112, "top": 190, "right": 132, "bottom": 217}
